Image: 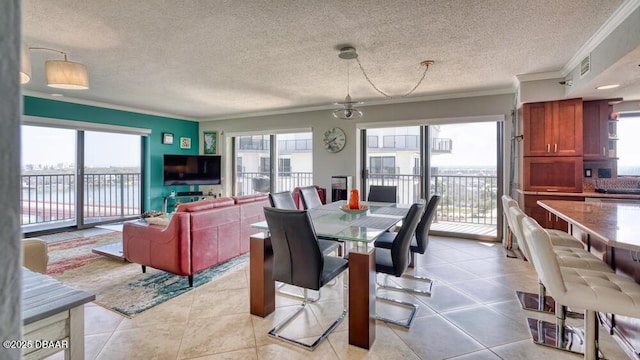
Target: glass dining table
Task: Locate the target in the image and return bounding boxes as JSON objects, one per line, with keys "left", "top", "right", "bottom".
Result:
{"left": 248, "top": 200, "right": 411, "bottom": 350}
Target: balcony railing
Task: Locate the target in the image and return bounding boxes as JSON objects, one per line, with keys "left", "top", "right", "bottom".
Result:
{"left": 368, "top": 173, "right": 497, "bottom": 225}
{"left": 21, "top": 172, "right": 141, "bottom": 227}
{"left": 236, "top": 171, "right": 314, "bottom": 196}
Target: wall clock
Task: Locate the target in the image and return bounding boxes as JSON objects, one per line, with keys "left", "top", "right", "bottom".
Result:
{"left": 323, "top": 127, "right": 346, "bottom": 153}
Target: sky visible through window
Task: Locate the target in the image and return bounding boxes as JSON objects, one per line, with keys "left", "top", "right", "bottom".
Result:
{"left": 22, "top": 126, "right": 141, "bottom": 168}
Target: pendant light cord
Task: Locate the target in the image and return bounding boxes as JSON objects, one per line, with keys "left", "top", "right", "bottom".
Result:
{"left": 355, "top": 57, "right": 431, "bottom": 99}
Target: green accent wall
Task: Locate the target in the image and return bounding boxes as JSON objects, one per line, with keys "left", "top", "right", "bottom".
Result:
{"left": 23, "top": 96, "right": 199, "bottom": 211}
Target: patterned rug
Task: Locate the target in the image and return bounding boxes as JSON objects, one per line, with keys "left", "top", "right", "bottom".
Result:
{"left": 46, "top": 231, "right": 249, "bottom": 317}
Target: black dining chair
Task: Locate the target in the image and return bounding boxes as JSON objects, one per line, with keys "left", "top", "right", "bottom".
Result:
{"left": 374, "top": 195, "right": 440, "bottom": 296}
{"left": 299, "top": 186, "right": 324, "bottom": 209}
{"left": 263, "top": 207, "right": 348, "bottom": 350}
{"left": 268, "top": 191, "right": 298, "bottom": 209}
{"left": 368, "top": 185, "right": 397, "bottom": 203}
{"left": 374, "top": 201, "right": 425, "bottom": 328}
{"left": 269, "top": 191, "right": 340, "bottom": 257}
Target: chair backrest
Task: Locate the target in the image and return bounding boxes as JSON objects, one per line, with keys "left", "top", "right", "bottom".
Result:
{"left": 269, "top": 191, "right": 297, "bottom": 209}
{"left": 413, "top": 194, "right": 441, "bottom": 254}
{"left": 299, "top": 186, "right": 323, "bottom": 209}
{"left": 390, "top": 202, "right": 425, "bottom": 276}
{"left": 508, "top": 206, "right": 534, "bottom": 261}
{"left": 263, "top": 207, "right": 324, "bottom": 290}
{"left": 501, "top": 195, "right": 528, "bottom": 255}
{"left": 368, "top": 185, "right": 397, "bottom": 203}
{"left": 521, "top": 217, "right": 567, "bottom": 296}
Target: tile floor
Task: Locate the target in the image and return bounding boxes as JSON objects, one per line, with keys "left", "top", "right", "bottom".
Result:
{"left": 47, "top": 235, "right": 631, "bottom": 359}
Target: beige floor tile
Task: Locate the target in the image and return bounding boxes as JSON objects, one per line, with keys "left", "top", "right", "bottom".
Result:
{"left": 195, "top": 267, "right": 248, "bottom": 293}
{"left": 446, "top": 349, "right": 502, "bottom": 360}
{"left": 413, "top": 282, "right": 479, "bottom": 312}
{"left": 490, "top": 338, "right": 583, "bottom": 359}
{"left": 96, "top": 323, "right": 186, "bottom": 360}
{"left": 329, "top": 325, "right": 421, "bottom": 360}
{"left": 190, "top": 287, "right": 249, "bottom": 318}
{"left": 442, "top": 305, "right": 532, "bottom": 347}
{"left": 183, "top": 348, "right": 258, "bottom": 360}
{"left": 257, "top": 341, "right": 339, "bottom": 360}
{"left": 84, "top": 304, "right": 124, "bottom": 335}
{"left": 391, "top": 314, "right": 484, "bottom": 359}
{"left": 448, "top": 278, "right": 518, "bottom": 304}
{"left": 178, "top": 314, "right": 255, "bottom": 359}
{"left": 417, "top": 262, "right": 481, "bottom": 283}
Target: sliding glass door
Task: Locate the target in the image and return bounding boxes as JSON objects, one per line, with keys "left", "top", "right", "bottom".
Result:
{"left": 21, "top": 125, "right": 143, "bottom": 232}
{"left": 21, "top": 126, "right": 78, "bottom": 229}
{"left": 363, "top": 122, "right": 501, "bottom": 240}
{"left": 233, "top": 132, "right": 313, "bottom": 196}
{"left": 428, "top": 122, "right": 498, "bottom": 238}
{"left": 83, "top": 131, "right": 142, "bottom": 224}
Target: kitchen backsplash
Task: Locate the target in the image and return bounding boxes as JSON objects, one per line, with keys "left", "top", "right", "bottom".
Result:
{"left": 584, "top": 177, "right": 640, "bottom": 192}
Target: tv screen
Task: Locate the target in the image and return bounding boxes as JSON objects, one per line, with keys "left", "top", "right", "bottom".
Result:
{"left": 163, "top": 154, "right": 221, "bottom": 186}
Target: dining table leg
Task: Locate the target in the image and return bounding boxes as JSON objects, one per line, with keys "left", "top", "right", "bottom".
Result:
{"left": 250, "top": 232, "right": 275, "bottom": 317}
{"left": 348, "top": 247, "right": 376, "bottom": 349}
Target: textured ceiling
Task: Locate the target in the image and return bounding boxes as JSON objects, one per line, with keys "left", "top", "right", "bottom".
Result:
{"left": 21, "top": 0, "right": 632, "bottom": 120}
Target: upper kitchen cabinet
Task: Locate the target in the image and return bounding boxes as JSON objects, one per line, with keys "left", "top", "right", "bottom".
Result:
{"left": 523, "top": 98, "right": 583, "bottom": 157}
{"left": 583, "top": 99, "right": 620, "bottom": 161}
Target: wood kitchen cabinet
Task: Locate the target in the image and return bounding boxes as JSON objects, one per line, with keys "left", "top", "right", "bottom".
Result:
{"left": 523, "top": 156, "right": 583, "bottom": 192}
{"left": 583, "top": 100, "right": 610, "bottom": 160}
{"left": 523, "top": 98, "right": 583, "bottom": 157}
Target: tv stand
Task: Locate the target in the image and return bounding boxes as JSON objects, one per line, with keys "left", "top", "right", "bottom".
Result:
{"left": 176, "top": 191, "right": 203, "bottom": 196}
{"left": 163, "top": 194, "right": 215, "bottom": 213}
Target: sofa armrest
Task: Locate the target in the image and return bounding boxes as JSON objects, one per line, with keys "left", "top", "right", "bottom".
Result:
{"left": 23, "top": 238, "right": 48, "bottom": 274}
{"left": 123, "top": 213, "right": 192, "bottom": 276}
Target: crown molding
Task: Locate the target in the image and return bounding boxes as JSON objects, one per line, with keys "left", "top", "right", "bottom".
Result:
{"left": 515, "top": 72, "right": 563, "bottom": 82}
{"left": 205, "top": 87, "right": 515, "bottom": 122}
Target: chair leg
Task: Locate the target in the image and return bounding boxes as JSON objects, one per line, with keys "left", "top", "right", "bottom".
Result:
{"left": 375, "top": 295, "right": 418, "bottom": 328}
{"left": 188, "top": 275, "right": 193, "bottom": 287}
{"left": 276, "top": 282, "right": 321, "bottom": 302}
{"left": 525, "top": 303, "right": 601, "bottom": 358}
{"left": 584, "top": 310, "right": 598, "bottom": 360}
{"left": 268, "top": 273, "right": 348, "bottom": 350}
{"left": 141, "top": 265, "right": 146, "bottom": 273}
{"left": 377, "top": 273, "right": 432, "bottom": 296}
{"left": 516, "top": 281, "right": 583, "bottom": 318}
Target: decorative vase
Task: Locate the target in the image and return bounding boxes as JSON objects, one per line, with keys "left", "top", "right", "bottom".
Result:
{"left": 348, "top": 189, "right": 360, "bottom": 209}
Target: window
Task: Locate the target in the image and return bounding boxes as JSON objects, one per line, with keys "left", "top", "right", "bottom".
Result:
{"left": 617, "top": 115, "right": 640, "bottom": 176}
{"left": 259, "top": 157, "right": 270, "bottom": 174}
{"left": 367, "top": 135, "right": 379, "bottom": 148}
{"left": 370, "top": 156, "right": 396, "bottom": 175}
{"left": 278, "top": 158, "right": 291, "bottom": 176}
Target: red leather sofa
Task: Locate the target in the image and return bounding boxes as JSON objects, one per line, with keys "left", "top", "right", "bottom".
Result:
{"left": 123, "top": 194, "right": 269, "bottom": 287}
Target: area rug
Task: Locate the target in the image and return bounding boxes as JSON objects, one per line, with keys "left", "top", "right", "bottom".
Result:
{"left": 46, "top": 231, "right": 249, "bottom": 317}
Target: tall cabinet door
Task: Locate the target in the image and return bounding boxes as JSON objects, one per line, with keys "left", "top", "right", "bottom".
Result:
{"left": 583, "top": 100, "right": 610, "bottom": 159}
{"left": 523, "top": 102, "right": 553, "bottom": 156}
{"left": 552, "top": 98, "right": 583, "bottom": 156}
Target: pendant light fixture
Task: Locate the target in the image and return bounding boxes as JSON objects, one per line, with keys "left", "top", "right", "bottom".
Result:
{"left": 331, "top": 45, "right": 434, "bottom": 119}
{"left": 21, "top": 46, "right": 90, "bottom": 90}
{"left": 333, "top": 48, "right": 363, "bottom": 120}
{"left": 20, "top": 42, "right": 32, "bottom": 84}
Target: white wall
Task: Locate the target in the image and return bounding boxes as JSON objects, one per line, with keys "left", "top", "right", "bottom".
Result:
{"left": 200, "top": 93, "right": 515, "bottom": 204}
{"left": 0, "top": 0, "right": 23, "bottom": 359}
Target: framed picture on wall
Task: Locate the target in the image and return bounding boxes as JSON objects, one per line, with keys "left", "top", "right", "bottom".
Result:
{"left": 203, "top": 131, "right": 217, "bottom": 154}
{"left": 162, "top": 132, "right": 174, "bottom": 145}
{"left": 180, "top": 137, "right": 191, "bottom": 149}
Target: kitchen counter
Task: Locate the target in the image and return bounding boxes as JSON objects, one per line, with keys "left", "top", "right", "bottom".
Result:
{"left": 517, "top": 189, "right": 640, "bottom": 200}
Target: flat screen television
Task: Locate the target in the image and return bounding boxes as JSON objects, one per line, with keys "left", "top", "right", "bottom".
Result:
{"left": 163, "top": 154, "right": 221, "bottom": 186}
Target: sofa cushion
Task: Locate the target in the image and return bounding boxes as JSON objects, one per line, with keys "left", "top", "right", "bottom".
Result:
{"left": 232, "top": 194, "right": 269, "bottom": 204}
{"left": 177, "top": 198, "right": 234, "bottom": 212}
